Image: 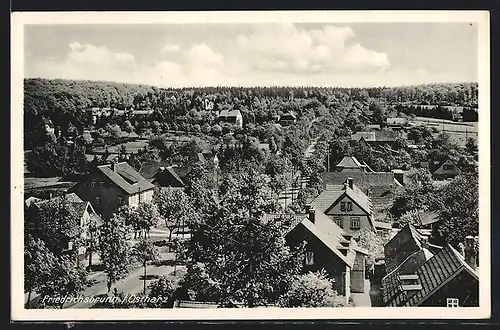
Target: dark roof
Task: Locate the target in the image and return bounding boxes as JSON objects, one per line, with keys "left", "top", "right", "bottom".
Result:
{"left": 321, "top": 171, "right": 400, "bottom": 193}
{"left": 280, "top": 112, "right": 297, "bottom": 120}
{"left": 285, "top": 210, "right": 366, "bottom": 268}
{"left": 97, "top": 162, "right": 154, "bottom": 195}
{"left": 139, "top": 161, "right": 175, "bottom": 180}
{"left": 383, "top": 244, "right": 478, "bottom": 307}
{"left": 383, "top": 224, "right": 431, "bottom": 275}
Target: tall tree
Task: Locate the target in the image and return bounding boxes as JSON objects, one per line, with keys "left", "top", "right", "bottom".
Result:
{"left": 98, "top": 214, "right": 133, "bottom": 292}
{"left": 431, "top": 173, "right": 479, "bottom": 247}
{"left": 24, "top": 235, "right": 57, "bottom": 307}
{"left": 38, "top": 255, "right": 89, "bottom": 309}
{"left": 132, "top": 238, "right": 160, "bottom": 295}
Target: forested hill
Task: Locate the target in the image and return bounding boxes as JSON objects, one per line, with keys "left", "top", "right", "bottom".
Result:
{"left": 24, "top": 78, "right": 478, "bottom": 114}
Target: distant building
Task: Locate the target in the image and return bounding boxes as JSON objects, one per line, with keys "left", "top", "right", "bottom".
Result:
{"left": 382, "top": 224, "right": 478, "bottom": 307}
{"left": 218, "top": 109, "right": 243, "bottom": 128}
{"left": 197, "top": 151, "right": 219, "bottom": 166}
{"left": 351, "top": 130, "right": 401, "bottom": 150}
{"left": 139, "top": 161, "right": 190, "bottom": 191}
{"left": 335, "top": 156, "right": 374, "bottom": 173}
{"left": 386, "top": 117, "right": 408, "bottom": 128}
{"left": 421, "top": 158, "right": 461, "bottom": 180}
{"left": 279, "top": 112, "right": 297, "bottom": 126}
{"left": 71, "top": 161, "right": 155, "bottom": 219}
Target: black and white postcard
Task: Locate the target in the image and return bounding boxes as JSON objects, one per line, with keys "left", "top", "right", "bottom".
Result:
{"left": 11, "top": 10, "right": 491, "bottom": 320}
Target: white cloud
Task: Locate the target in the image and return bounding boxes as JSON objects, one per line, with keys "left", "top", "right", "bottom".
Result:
{"left": 161, "top": 43, "right": 180, "bottom": 53}
{"left": 26, "top": 27, "right": 470, "bottom": 88}
{"left": 234, "top": 24, "right": 389, "bottom": 74}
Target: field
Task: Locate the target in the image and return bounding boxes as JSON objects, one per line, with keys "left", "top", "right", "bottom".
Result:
{"left": 412, "top": 117, "right": 478, "bottom": 146}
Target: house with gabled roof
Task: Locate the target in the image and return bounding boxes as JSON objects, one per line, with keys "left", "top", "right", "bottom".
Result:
{"left": 218, "top": 109, "right": 243, "bottom": 128}
{"left": 279, "top": 111, "right": 297, "bottom": 126}
{"left": 351, "top": 130, "right": 401, "bottom": 150}
{"left": 309, "top": 178, "right": 382, "bottom": 236}
{"left": 335, "top": 156, "right": 374, "bottom": 172}
{"left": 278, "top": 208, "right": 368, "bottom": 303}
{"left": 25, "top": 193, "right": 103, "bottom": 256}
{"left": 381, "top": 224, "right": 479, "bottom": 307}
{"left": 422, "top": 157, "right": 461, "bottom": 180}
{"left": 139, "top": 161, "right": 190, "bottom": 191}
{"left": 71, "top": 161, "right": 155, "bottom": 218}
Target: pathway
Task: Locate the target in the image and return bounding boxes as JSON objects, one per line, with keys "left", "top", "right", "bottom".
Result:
{"left": 351, "top": 279, "right": 372, "bottom": 307}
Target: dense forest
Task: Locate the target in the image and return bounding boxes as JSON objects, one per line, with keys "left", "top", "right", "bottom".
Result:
{"left": 24, "top": 78, "right": 478, "bottom": 149}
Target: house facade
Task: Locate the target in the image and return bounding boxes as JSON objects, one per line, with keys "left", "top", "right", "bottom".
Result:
{"left": 310, "top": 178, "right": 376, "bottom": 236}
{"left": 218, "top": 109, "right": 243, "bottom": 128}
{"left": 279, "top": 112, "right": 297, "bottom": 126}
{"left": 71, "top": 161, "right": 155, "bottom": 218}
{"left": 282, "top": 209, "right": 368, "bottom": 303}
{"left": 431, "top": 158, "right": 461, "bottom": 180}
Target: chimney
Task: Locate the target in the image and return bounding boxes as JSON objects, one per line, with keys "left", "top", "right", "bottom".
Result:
{"left": 308, "top": 208, "right": 316, "bottom": 224}
{"left": 347, "top": 177, "right": 353, "bottom": 189}
{"left": 304, "top": 203, "right": 311, "bottom": 214}
{"left": 464, "top": 236, "right": 477, "bottom": 270}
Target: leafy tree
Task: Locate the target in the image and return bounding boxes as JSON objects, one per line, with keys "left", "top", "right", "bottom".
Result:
{"left": 24, "top": 235, "right": 57, "bottom": 307}
{"left": 153, "top": 188, "right": 197, "bottom": 243}
{"left": 278, "top": 270, "right": 346, "bottom": 307}
{"left": 187, "top": 192, "right": 303, "bottom": 307}
{"left": 105, "top": 123, "right": 122, "bottom": 139}
{"left": 132, "top": 238, "right": 160, "bottom": 295}
{"left": 26, "top": 196, "right": 81, "bottom": 256}
{"left": 431, "top": 173, "right": 479, "bottom": 247}
{"left": 82, "top": 213, "right": 100, "bottom": 270}
{"left": 147, "top": 275, "right": 179, "bottom": 308}
{"left": 465, "top": 138, "right": 478, "bottom": 160}
{"left": 119, "top": 202, "right": 160, "bottom": 239}
{"left": 354, "top": 228, "right": 387, "bottom": 273}
{"left": 39, "top": 255, "right": 89, "bottom": 309}
{"left": 98, "top": 214, "right": 133, "bottom": 292}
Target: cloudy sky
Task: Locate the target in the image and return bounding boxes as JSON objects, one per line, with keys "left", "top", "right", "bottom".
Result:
{"left": 24, "top": 23, "right": 478, "bottom": 88}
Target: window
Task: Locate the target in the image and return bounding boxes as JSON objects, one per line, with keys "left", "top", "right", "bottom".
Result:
{"left": 305, "top": 252, "right": 315, "bottom": 265}
{"left": 117, "top": 197, "right": 123, "bottom": 205}
{"left": 350, "top": 217, "right": 360, "bottom": 229}
{"left": 100, "top": 181, "right": 104, "bottom": 188}
{"left": 346, "top": 202, "right": 353, "bottom": 211}
{"left": 443, "top": 164, "right": 454, "bottom": 171}
{"left": 340, "top": 202, "right": 346, "bottom": 211}
{"left": 95, "top": 196, "right": 100, "bottom": 205}
{"left": 91, "top": 180, "right": 96, "bottom": 189}
{"left": 333, "top": 217, "right": 343, "bottom": 228}
{"left": 27, "top": 221, "right": 35, "bottom": 230}
{"left": 447, "top": 298, "right": 459, "bottom": 307}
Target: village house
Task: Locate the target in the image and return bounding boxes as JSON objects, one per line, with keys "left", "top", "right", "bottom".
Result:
{"left": 268, "top": 208, "right": 368, "bottom": 304}
{"left": 381, "top": 224, "right": 479, "bottom": 307}
{"left": 25, "top": 193, "right": 103, "bottom": 257}
{"left": 421, "top": 157, "right": 461, "bottom": 180}
{"left": 322, "top": 158, "right": 404, "bottom": 232}
{"left": 398, "top": 209, "right": 440, "bottom": 234}
{"left": 197, "top": 150, "right": 219, "bottom": 166}
{"left": 351, "top": 130, "right": 401, "bottom": 150}
{"left": 218, "top": 109, "right": 243, "bottom": 128}
{"left": 279, "top": 111, "right": 297, "bottom": 126}
{"left": 308, "top": 178, "right": 393, "bottom": 237}
{"left": 139, "top": 161, "right": 190, "bottom": 191}
{"left": 334, "top": 156, "right": 374, "bottom": 173}
{"left": 386, "top": 117, "right": 408, "bottom": 129}
{"left": 70, "top": 161, "right": 155, "bottom": 219}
